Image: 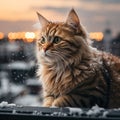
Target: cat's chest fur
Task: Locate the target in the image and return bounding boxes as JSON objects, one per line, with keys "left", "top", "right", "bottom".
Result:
{"left": 39, "top": 60, "right": 98, "bottom": 98}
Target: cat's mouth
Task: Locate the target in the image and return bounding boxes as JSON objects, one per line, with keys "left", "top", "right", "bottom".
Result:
{"left": 40, "top": 49, "right": 64, "bottom": 61}
{"left": 40, "top": 49, "right": 53, "bottom": 58}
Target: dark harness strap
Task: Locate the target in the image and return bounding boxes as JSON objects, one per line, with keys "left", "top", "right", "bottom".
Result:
{"left": 101, "top": 59, "right": 112, "bottom": 108}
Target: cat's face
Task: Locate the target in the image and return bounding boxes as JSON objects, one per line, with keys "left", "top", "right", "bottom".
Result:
{"left": 37, "top": 9, "right": 88, "bottom": 63}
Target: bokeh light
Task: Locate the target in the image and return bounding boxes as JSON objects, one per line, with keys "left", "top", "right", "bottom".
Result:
{"left": 89, "top": 32, "right": 104, "bottom": 41}
{"left": 25, "top": 32, "right": 35, "bottom": 39}
{"left": 0, "top": 32, "right": 4, "bottom": 39}
{"left": 7, "top": 32, "right": 37, "bottom": 42}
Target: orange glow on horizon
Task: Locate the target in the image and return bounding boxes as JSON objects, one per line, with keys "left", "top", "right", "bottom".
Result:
{"left": 7, "top": 31, "right": 103, "bottom": 42}
{"left": 0, "top": 0, "right": 79, "bottom": 21}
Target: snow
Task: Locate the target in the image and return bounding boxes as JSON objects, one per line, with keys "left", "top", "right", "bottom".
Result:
{"left": 12, "top": 109, "right": 16, "bottom": 114}
{"left": 68, "top": 107, "right": 83, "bottom": 116}
{"left": 102, "top": 111, "right": 109, "bottom": 117}
{"left": 0, "top": 101, "right": 16, "bottom": 107}
{"left": 33, "top": 110, "right": 42, "bottom": 115}
{"left": 51, "top": 112, "right": 68, "bottom": 117}
{"left": 0, "top": 102, "right": 120, "bottom": 118}
{"left": 68, "top": 105, "right": 111, "bottom": 117}
{"left": 86, "top": 105, "right": 104, "bottom": 116}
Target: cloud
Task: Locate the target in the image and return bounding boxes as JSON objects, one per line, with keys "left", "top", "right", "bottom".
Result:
{"left": 80, "top": 0, "right": 120, "bottom": 4}
{"left": 0, "top": 0, "right": 120, "bottom": 35}
{"left": 15, "top": 0, "right": 120, "bottom": 35}
{"left": 31, "top": 6, "right": 69, "bottom": 14}
{"left": 100, "top": 0, "right": 120, "bottom": 4}
{"left": 0, "top": 20, "right": 35, "bottom": 35}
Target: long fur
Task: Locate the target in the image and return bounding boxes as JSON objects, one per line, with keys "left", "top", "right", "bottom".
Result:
{"left": 36, "top": 9, "right": 120, "bottom": 108}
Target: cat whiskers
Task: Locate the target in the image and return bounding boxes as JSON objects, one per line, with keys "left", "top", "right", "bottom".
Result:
{"left": 52, "top": 51, "right": 67, "bottom": 62}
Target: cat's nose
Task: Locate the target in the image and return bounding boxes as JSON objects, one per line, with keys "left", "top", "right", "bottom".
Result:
{"left": 43, "top": 43, "right": 52, "bottom": 52}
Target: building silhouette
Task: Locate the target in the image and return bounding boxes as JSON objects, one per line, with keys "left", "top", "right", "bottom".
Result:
{"left": 93, "top": 29, "right": 120, "bottom": 58}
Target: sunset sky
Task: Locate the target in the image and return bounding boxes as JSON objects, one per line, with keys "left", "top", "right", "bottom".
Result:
{"left": 0, "top": 0, "right": 120, "bottom": 36}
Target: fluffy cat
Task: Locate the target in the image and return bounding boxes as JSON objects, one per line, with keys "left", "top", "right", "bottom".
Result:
{"left": 36, "top": 9, "right": 120, "bottom": 108}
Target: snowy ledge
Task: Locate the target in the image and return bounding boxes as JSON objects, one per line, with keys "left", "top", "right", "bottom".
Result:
{"left": 0, "top": 102, "right": 120, "bottom": 120}
{"left": 0, "top": 101, "right": 16, "bottom": 108}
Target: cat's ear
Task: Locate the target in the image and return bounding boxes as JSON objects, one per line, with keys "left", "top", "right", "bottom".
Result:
{"left": 37, "top": 12, "right": 49, "bottom": 28}
{"left": 66, "top": 9, "right": 80, "bottom": 31}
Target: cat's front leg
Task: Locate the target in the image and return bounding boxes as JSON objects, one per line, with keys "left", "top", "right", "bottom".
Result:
{"left": 52, "top": 95, "right": 73, "bottom": 107}
{"left": 43, "top": 96, "right": 54, "bottom": 107}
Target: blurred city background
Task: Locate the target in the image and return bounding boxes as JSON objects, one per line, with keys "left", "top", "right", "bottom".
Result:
{"left": 0, "top": 0, "right": 120, "bottom": 106}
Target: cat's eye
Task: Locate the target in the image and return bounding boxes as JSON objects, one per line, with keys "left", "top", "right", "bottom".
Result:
{"left": 40, "top": 37, "right": 46, "bottom": 44}
{"left": 53, "top": 36, "right": 61, "bottom": 44}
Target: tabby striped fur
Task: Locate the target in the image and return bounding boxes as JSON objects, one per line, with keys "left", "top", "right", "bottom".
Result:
{"left": 36, "top": 9, "right": 120, "bottom": 108}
